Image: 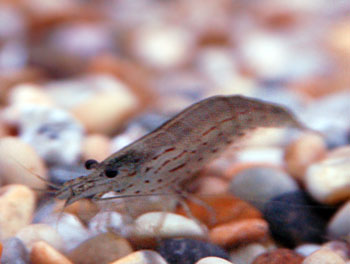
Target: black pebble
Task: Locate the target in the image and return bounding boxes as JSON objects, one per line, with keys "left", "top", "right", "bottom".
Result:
{"left": 263, "top": 190, "right": 335, "bottom": 247}
{"left": 157, "top": 238, "right": 229, "bottom": 264}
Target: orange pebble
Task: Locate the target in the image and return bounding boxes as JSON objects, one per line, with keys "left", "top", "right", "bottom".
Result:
{"left": 176, "top": 194, "right": 262, "bottom": 228}
{"left": 209, "top": 218, "right": 269, "bottom": 247}
{"left": 252, "top": 248, "right": 304, "bottom": 264}
{"left": 31, "top": 241, "right": 73, "bottom": 264}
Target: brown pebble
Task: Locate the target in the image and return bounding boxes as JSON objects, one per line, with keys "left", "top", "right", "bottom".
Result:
{"left": 252, "top": 248, "right": 304, "bottom": 264}
{"left": 31, "top": 241, "right": 73, "bottom": 264}
{"left": 68, "top": 232, "right": 133, "bottom": 264}
{"left": 0, "top": 137, "right": 48, "bottom": 189}
{"left": 0, "top": 184, "right": 36, "bottom": 239}
{"left": 209, "top": 218, "right": 269, "bottom": 247}
{"left": 284, "top": 132, "right": 326, "bottom": 182}
{"left": 82, "top": 134, "right": 111, "bottom": 162}
{"left": 176, "top": 194, "right": 262, "bottom": 228}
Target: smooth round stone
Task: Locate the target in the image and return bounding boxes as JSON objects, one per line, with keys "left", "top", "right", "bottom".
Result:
{"left": 195, "top": 256, "right": 233, "bottom": 264}
{"left": 176, "top": 194, "right": 262, "bottom": 228}
{"left": 68, "top": 232, "right": 133, "bottom": 264}
{"left": 0, "top": 137, "right": 48, "bottom": 189}
{"left": 327, "top": 201, "right": 350, "bottom": 240}
{"left": 252, "top": 249, "right": 304, "bottom": 264}
{"left": 15, "top": 224, "right": 63, "bottom": 251}
{"left": 209, "top": 219, "right": 269, "bottom": 247}
{"left": 305, "top": 154, "right": 350, "bottom": 204}
{"left": 41, "top": 213, "right": 90, "bottom": 252}
{"left": 157, "top": 238, "right": 229, "bottom": 264}
{"left": 302, "top": 248, "right": 346, "bottom": 264}
{"left": 17, "top": 105, "right": 84, "bottom": 165}
{"left": 263, "top": 191, "right": 330, "bottom": 247}
{"left": 110, "top": 250, "right": 168, "bottom": 264}
{"left": 31, "top": 241, "right": 73, "bottom": 264}
{"left": 0, "top": 184, "right": 36, "bottom": 239}
{"left": 88, "top": 211, "right": 125, "bottom": 236}
{"left": 1, "top": 237, "right": 29, "bottom": 264}
{"left": 229, "top": 165, "right": 299, "bottom": 210}
{"left": 284, "top": 132, "right": 327, "bottom": 181}
{"left": 321, "top": 241, "right": 350, "bottom": 261}
{"left": 81, "top": 133, "right": 111, "bottom": 162}
{"left": 295, "top": 244, "right": 322, "bottom": 257}
{"left": 130, "top": 24, "right": 194, "bottom": 69}
{"left": 130, "top": 212, "right": 206, "bottom": 241}
{"left": 233, "top": 147, "right": 285, "bottom": 166}
{"left": 8, "top": 84, "right": 54, "bottom": 106}
{"left": 229, "top": 243, "right": 268, "bottom": 264}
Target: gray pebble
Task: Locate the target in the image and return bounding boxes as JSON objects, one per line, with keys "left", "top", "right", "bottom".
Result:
{"left": 1, "top": 237, "right": 30, "bottom": 264}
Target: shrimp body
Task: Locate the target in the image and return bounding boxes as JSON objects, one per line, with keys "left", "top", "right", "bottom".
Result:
{"left": 56, "top": 95, "right": 303, "bottom": 205}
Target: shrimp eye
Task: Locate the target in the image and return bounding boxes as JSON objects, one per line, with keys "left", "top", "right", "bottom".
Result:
{"left": 85, "top": 159, "right": 99, "bottom": 170}
{"left": 105, "top": 168, "right": 118, "bottom": 178}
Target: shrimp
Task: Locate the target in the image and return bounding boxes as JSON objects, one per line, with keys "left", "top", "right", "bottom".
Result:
{"left": 52, "top": 95, "right": 304, "bottom": 206}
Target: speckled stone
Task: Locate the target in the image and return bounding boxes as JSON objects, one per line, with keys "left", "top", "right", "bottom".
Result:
{"left": 31, "top": 241, "right": 73, "bottom": 264}
{"left": 1, "top": 237, "right": 30, "bottom": 264}
{"left": 17, "top": 105, "right": 84, "bottom": 165}
{"left": 302, "top": 248, "right": 346, "bottom": 264}
{"left": 263, "top": 191, "right": 332, "bottom": 247}
{"left": 229, "top": 165, "right": 299, "bottom": 210}
{"left": 110, "top": 250, "right": 168, "bottom": 264}
{"left": 252, "top": 249, "right": 304, "bottom": 264}
{"left": 0, "top": 184, "right": 36, "bottom": 239}
{"left": 68, "top": 232, "right": 133, "bottom": 264}
{"left": 157, "top": 238, "right": 229, "bottom": 264}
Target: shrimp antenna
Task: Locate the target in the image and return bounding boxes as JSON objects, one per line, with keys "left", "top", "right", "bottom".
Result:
{"left": 8, "top": 155, "right": 61, "bottom": 190}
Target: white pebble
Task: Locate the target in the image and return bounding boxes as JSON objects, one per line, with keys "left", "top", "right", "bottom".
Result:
{"left": 131, "top": 212, "right": 206, "bottom": 239}
{"left": 302, "top": 248, "right": 346, "bottom": 264}
{"left": 195, "top": 256, "right": 233, "bottom": 264}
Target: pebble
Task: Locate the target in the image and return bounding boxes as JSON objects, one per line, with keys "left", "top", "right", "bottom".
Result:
{"left": 302, "top": 248, "right": 346, "bottom": 264}
{"left": 88, "top": 211, "right": 125, "bottom": 236}
{"left": 1, "top": 237, "right": 29, "bottom": 264}
{"left": 130, "top": 24, "right": 194, "bottom": 69}
{"left": 195, "top": 256, "right": 233, "bottom": 264}
{"left": 233, "top": 147, "right": 285, "bottom": 166}
{"left": 327, "top": 201, "right": 350, "bottom": 240}
{"left": 68, "top": 232, "right": 133, "bottom": 264}
{"left": 15, "top": 224, "right": 63, "bottom": 252}
{"left": 229, "top": 243, "right": 268, "bottom": 264}
{"left": 228, "top": 165, "right": 299, "bottom": 210}
{"left": 321, "top": 241, "right": 350, "bottom": 261}
{"left": 176, "top": 194, "right": 262, "bottom": 228}
{"left": 8, "top": 84, "right": 54, "bottom": 107}
{"left": 110, "top": 250, "right": 168, "bottom": 264}
{"left": 295, "top": 244, "right": 322, "bottom": 257}
{"left": 263, "top": 191, "right": 329, "bottom": 247}
{"left": 194, "top": 175, "right": 228, "bottom": 195}
{"left": 17, "top": 105, "right": 84, "bottom": 165}
{"left": 209, "top": 218, "right": 269, "bottom": 247}
{"left": 130, "top": 212, "right": 206, "bottom": 245}
{"left": 0, "top": 136, "right": 48, "bottom": 189}
{"left": 45, "top": 74, "right": 139, "bottom": 134}
{"left": 30, "top": 241, "right": 73, "bottom": 264}
{"left": 252, "top": 248, "right": 304, "bottom": 264}
{"left": 305, "top": 151, "right": 350, "bottom": 204}
{"left": 81, "top": 133, "right": 111, "bottom": 162}
{"left": 284, "top": 132, "right": 327, "bottom": 181}
{"left": 41, "top": 213, "right": 91, "bottom": 252}
{"left": 157, "top": 238, "right": 229, "bottom": 264}
{"left": 0, "top": 184, "right": 36, "bottom": 239}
